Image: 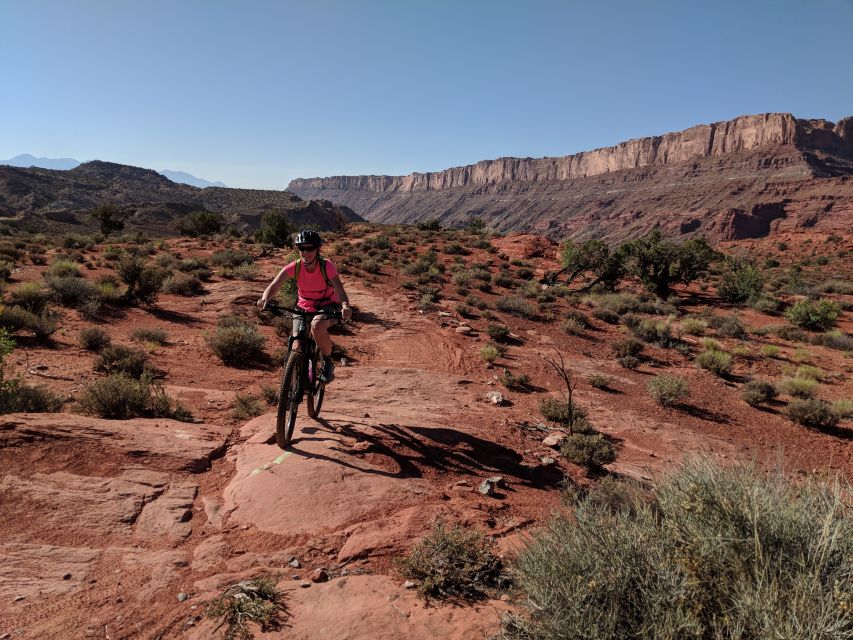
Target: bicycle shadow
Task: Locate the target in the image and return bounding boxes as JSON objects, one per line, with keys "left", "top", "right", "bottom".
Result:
{"left": 290, "top": 418, "right": 563, "bottom": 490}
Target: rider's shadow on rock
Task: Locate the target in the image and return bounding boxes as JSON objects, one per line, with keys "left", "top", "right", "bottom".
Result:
{"left": 293, "top": 419, "right": 563, "bottom": 490}
{"left": 350, "top": 309, "right": 399, "bottom": 330}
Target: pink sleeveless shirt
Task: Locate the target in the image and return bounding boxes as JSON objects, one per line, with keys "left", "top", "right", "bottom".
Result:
{"left": 282, "top": 258, "right": 340, "bottom": 312}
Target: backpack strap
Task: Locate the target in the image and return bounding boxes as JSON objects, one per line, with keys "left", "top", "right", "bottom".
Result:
{"left": 293, "top": 258, "right": 302, "bottom": 281}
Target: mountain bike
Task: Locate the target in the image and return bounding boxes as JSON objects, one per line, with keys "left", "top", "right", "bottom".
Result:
{"left": 265, "top": 301, "right": 343, "bottom": 449}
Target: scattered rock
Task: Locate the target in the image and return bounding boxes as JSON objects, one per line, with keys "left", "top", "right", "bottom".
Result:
{"left": 438, "top": 311, "right": 452, "bottom": 317}
{"left": 177, "top": 592, "right": 189, "bottom": 602}
{"left": 404, "top": 580, "right": 416, "bottom": 589}
{"left": 485, "top": 391, "right": 505, "bottom": 406}
{"left": 289, "top": 558, "right": 301, "bottom": 568}
{"left": 542, "top": 433, "right": 566, "bottom": 448}
{"left": 300, "top": 582, "right": 311, "bottom": 588}
{"left": 14, "top": 595, "right": 25, "bottom": 602}
{"left": 539, "top": 457, "right": 556, "bottom": 466}
{"left": 311, "top": 568, "right": 328, "bottom": 583}
{"left": 62, "top": 573, "right": 72, "bottom": 580}
{"left": 455, "top": 325, "right": 473, "bottom": 335}
{"left": 340, "top": 358, "right": 349, "bottom": 367}
{"left": 478, "top": 476, "right": 506, "bottom": 496}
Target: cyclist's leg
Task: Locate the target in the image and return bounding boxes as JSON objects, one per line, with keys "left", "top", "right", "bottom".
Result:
{"left": 310, "top": 316, "right": 334, "bottom": 358}
{"left": 290, "top": 315, "right": 305, "bottom": 351}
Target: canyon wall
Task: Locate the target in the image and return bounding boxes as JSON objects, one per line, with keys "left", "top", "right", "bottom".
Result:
{"left": 290, "top": 113, "right": 853, "bottom": 194}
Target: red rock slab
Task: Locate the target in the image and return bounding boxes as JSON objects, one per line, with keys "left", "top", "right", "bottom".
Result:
{"left": 0, "top": 543, "right": 100, "bottom": 599}
{"left": 338, "top": 505, "right": 441, "bottom": 562}
{"left": 0, "top": 413, "right": 229, "bottom": 473}
{"left": 222, "top": 415, "right": 428, "bottom": 536}
{"left": 189, "top": 574, "right": 507, "bottom": 640}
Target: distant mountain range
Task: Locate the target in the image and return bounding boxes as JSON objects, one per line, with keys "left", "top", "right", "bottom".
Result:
{"left": 0, "top": 154, "right": 227, "bottom": 189}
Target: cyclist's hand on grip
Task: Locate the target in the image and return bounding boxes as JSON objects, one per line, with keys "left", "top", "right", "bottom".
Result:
{"left": 257, "top": 296, "right": 268, "bottom": 310}
{"left": 341, "top": 303, "right": 352, "bottom": 322}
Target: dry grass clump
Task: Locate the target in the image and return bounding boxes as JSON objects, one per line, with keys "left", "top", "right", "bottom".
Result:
{"left": 741, "top": 380, "right": 778, "bottom": 407}
{"left": 647, "top": 375, "right": 689, "bottom": 407}
{"left": 498, "top": 368, "right": 529, "bottom": 391}
{"left": 501, "top": 457, "right": 853, "bottom": 639}
{"left": 479, "top": 343, "right": 502, "bottom": 363}
{"left": 695, "top": 348, "right": 732, "bottom": 377}
{"left": 79, "top": 373, "right": 191, "bottom": 421}
{"left": 163, "top": 271, "right": 205, "bottom": 296}
{"left": 779, "top": 376, "right": 819, "bottom": 399}
{"left": 560, "top": 432, "right": 616, "bottom": 470}
{"left": 232, "top": 394, "right": 264, "bottom": 419}
{"left": 495, "top": 296, "right": 537, "bottom": 319}
{"left": 205, "top": 577, "right": 284, "bottom": 640}
{"left": 130, "top": 327, "right": 168, "bottom": 346}
{"left": 397, "top": 521, "right": 505, "bottom": 601}
{"left": 785, "top": 398, "right": 840, "bottom": 431}
{"left": 486, "top": 324, "right": 511, "bottom": 343}
{"left": 79, "top": 327, "right": 112, "bottom": 352}
{"left": 94, "top": 344, "right": 151, "bottom": 379}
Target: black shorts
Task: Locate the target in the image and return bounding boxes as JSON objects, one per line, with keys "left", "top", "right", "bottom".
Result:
{"left": 291, "top": 302, "right": 341, "bottom": 337}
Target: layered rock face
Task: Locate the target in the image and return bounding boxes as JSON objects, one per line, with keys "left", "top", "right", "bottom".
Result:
{"left": 289, "top": 113, "right": 853, "bottom": 242}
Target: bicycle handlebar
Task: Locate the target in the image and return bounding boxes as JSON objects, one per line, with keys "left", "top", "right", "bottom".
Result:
{"left": 263, "top": 300, "right": 343, "bottom": 320}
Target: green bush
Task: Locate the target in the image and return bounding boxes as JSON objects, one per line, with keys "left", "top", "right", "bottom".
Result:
{"left": 131, "top": 327, "right": 168, "bottom": 345}
{"left": 630, "top": 319, "right": 676, "bottom": 347}
{"left": 502, "top": 457, "right": 853, "bottom": 639}
{"left": 479, "top": 344, "right": 501, "bottom": 363}
{"left": 45, "top": 276, "right": 100, "bottom": 308}
{"left": 695, "top": 349, "right": 732, "bottom": 377}
{"left": 617, "top": 355, "right": 641, "bottom": 370}
{"left": 175, "top": 211, "right": 223, "bottom": 237}
{"left": 717, "top": 256, "right": 764, "bottom": 302}
{"left": 647, "top": 375, "right": 689, "bottom": 407}
{"left": 681, "top": 317, "right": 706, "bottom": 335}
{"left": 495, "top": 296, "right": 537, "bottom": 319}
{"left": 486, "top": 324, "right": 511, "bottom": 343}
{"left": 2, "top": 383, "right": 63, "bottom": 413}
{"left": 254, "top": 211, "right": 294, "bottom": 247}
{"left": 45, "top": 259, "right": 81, "bottom": 278}
{"left": 785, "top": 398, "right": 840, "bottom": 431}
{"left": 9, "top": 282, "right": 50, "bottom": 314}
{"left": 711, "top": 315, "right": 748, "bottom": 339}
{"left": 779, "top": 376, "right": 818, "bottom": 399}
{"left": 761, "top": 344, "right": 781, "bottom": 358}
{"left": 785, "top": 298, "right": 841, "bottom": 331}
{"left": 498, "top": 369, "right": 529, "bottom": 391}
{"left": 397, "top": 521, "right": 504, "bottom": 600}
{"left": 233, "top": 393, "right": 264, "bottom": 419}
{"left": 560, "top": 432, "right": 616, "bottom": 470}
{"left": 79, "top": 327, "right": 111, "bottom": 352}
{"left": 742, "top": 380, "right": 778, "bottom": 406}
{"left": 538, "top": 397, "right": 589, "bottom": 431}
{"left": 612, "top": 337, "right": 643, "bottom": 359}
{"left": 0, "top": 305, "right": 58, "bottom": 339}
{"left": 162, "top": 271, "right": 204, "bottom": 296}
{"left": 211, "top": 248, "right": 254, "bottom": 269}
{"left": 79, "top": 374, "right": 151, "bottom": 419}
{"left": 588, "top": 374, "right": 611, "bottom": 390}
{"left": 206, "top": 317, "right": 266, "bottom": 366}
{"left": 811, "top": 330, "right": 853, "bottom": 352}
{"left": 94, "top": 344, "right": 151, "bottom": 379}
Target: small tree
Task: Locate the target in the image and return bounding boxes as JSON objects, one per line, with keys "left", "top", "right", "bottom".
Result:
{"left": 624, "top": 230, "right": 717, "bottom": 298}
{"left": 717, "top": 256, "right": 764, "bottom": 303}
{"left": 542, "top": 350, "right": 584, "bottom": 433}
{"left": 549, "top": 239, "right": 626, "bottom": 291}
{"left": 90, "top": 202, "right": 125, "bottom": 235}
{"left": 175, "top": 211, "right": 223, "bottom": 237}
{"left": 254, "top": 211, "right": 294, "bottom": 248}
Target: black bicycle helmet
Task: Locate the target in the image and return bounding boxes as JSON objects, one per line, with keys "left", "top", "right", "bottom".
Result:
{"left": 294, "top": 229, "right": 323, "bottom": 247}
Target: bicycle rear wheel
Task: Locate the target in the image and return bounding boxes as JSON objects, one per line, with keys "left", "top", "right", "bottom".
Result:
{"left": 306, "top": 350, "right": 325, "bottom": 418}
{"left": 276, "top": 351, "right": 303, "bottom": 448}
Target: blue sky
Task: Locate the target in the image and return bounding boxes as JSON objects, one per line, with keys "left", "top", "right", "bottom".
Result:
{"left": 2, "top": 0, "right": 852, "bottom": 189}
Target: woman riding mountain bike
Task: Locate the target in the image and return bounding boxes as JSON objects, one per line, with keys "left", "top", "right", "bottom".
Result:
{"left": 256, "top": 229, "right": 352, "bottom": 382}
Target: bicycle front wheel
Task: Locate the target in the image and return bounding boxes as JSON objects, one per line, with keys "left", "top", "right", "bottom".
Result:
{"left": 306, "top": 350, "right": 325, "bottom": 418}
{"left": 276, "top": 351, "right": 303, "bottom": 448}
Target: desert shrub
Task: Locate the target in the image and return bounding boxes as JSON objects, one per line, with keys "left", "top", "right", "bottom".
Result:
{"left": 560, "top": 432, "right": 616, "bottom": 470}
{"left": 612, "top": 337, "right": 644, "bottom": 359}
{"left": 398, "top": 521, "right": 505, "bottom": 602}
{"left": 254, "top": 211, "right": 294, "bottom": 247}
{"left": 563, "top": 309, "right": 589, "bottom": 328}
{"left": 492, "top": 272, "right": 516, "bottom": 289}
{"left": 592, "top": 307, "right": 620, "bottom": 324}
{"left": 717, "top": 256, "right": 764, "bottom": 303}
{"left": 795, "top": 365, "right": 823, "bottom": 381}
{"left": 785, "top": 398, "right": 840, "bottom": 431}
{"left": 560, "top": 318, "right": 586, "bottom": 335}
{"left": 79, "top": 327, "right": 112, "bottom": 352}
{"left": 162, "top": 271, "right": 204, "bottom": 296}
{"left": 486, "top": 324, "right": 511, "bottom": 343}
{"left": 3, "top": 383, "right": 63, "bottom": 413}
{"left": 221, "top": 262, "right": 259, "bottom": 280}
{"left": 647, "top": 375, "right": 689, "bottom": 407}
{"left": 46, "top": 276, "right": 100, "bottom": 308}
{"left": 79, "top": 374, "right": 151, "bottom": 419}
{"left": 233, "top": 393, "right": 264, "bottom": 419}
{"left": 260, "top": 384, "right": 278, "bottom": 405}
{"left": 832, "top": 399, "right": 853, "bottom": 420}
{"left": 761, "top": 344, "right": 781, "bottom": 358}
{"left": 443, "top": 241, "right": 468, "bottom": 256}
{"left": 516, "top": 266, "right": 534, "bottom": 280}
{"left": 810, "top": 330, "right": 853, "bottom": 352}
{"left": 750, "top": 295, "right": 784, "bottom": 315}
{"left": 498, "top": 369, "right": 529, "bottom": 391}
{"left": 503, "top": 457, "right": 853, "bottom": 640}
{"left": 94, "top": 344, "right": 151, "bottom": 379}
{"left": 779, "top": 377, "right": 818, "bottom": 399}
{"left": 588, "top": 374, "right": 611, "bottom": 390}
{"left": 45, "top": 259, "right": 80, "bottom": 278}
{"left": 452, "top": 271, "right": 472, "bottom": 287}
{"left": 495, "top": 296, "right": 536, "bottom": 319}
{"left": 479, "top": 344, "right": 501, "bottom": 363}
{"left": 538, "top": 397, "right": 589, "bottom": 432}
{"left": 175, "top": 211, "right": 223, "bottom": 237}
{"left": 454, "top": 302, "right": 474, "bottom": 318}
{"left": 630, "top": 319, "right": 676, "bottom": 347}
{"left": 616, "top": 355, "right": 640, "bottom": 370}
{"left": 772, "top": 324, "right": 808, "bottom": 343}
{"left": 695, "top": 349, "right": 732, "bottom": 377}
{"left": 205, "top": 577, "right": 284, "bottom": 640}
{"left": 9, "top": 282, "right": 50, "bottom": 314}
{"left": 711, "top": 315, "right": 748, "bottom": 339}
{"left": 131, "top": 327, "right": 168, "bottom": 345}
{"left": 176, "top": 257, "right": 212, "bottom": 277}
{"left": 206, "top": 317, "right": 266, "bottom": 366}
{"left": 211, "top": 248, "right": 253, "bottom": 269}
{"left": 360, "top": 257, "right": 381, "bottom": 274}
{"left": 815, "top": 279, "right": 853, "bottom": 295}
{"left": 785, "top": 298, "right": 841, "bottom": 331}
{"left": 742, "top": 380, "right": 778, "bottom": 406}
{"left": 701, "top": 337, "right": 722, "bottom": 351}
{"left": 0, "top": 305, "right": 58, "bottom": 339}
{"left": 416, "top": 218, "right": 442, "bottom": 231}
{"left": 681, "top": 317, "right": 706, "bottom": 335}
